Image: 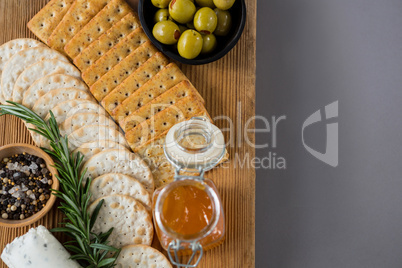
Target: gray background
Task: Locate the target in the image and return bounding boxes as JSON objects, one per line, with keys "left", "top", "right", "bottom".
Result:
{"left": 255, "top": 0, "right": 402, "bottom": 267}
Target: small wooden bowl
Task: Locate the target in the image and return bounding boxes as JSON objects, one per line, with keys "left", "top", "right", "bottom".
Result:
{"left": 0, "top": 143, "right": 59, "bottom": 228}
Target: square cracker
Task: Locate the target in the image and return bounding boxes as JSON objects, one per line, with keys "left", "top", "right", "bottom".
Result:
{"left": 125, "top": 95, "right": 209, "bottom": 149}
{"left": 64, "top": 0, "right": 133, "bottom": 59}
{"left": 112, "top": 63, "right": 192, "bottom": 123}
{"left": 101, "top": 52, "right": 169, "bottom": 117}
{"left": 27, "top": 0, "right": 75, "bottom": 43}
{"left": 90, "top": 41, "right": 158, "bottom": 102}
{"left": 73, "top": 12, "right": 140, "bottom": 71}
{"left": 47, "top": 0, "right": 110, "bottom": 54}
{"left": 81, "top": 27, "right": 149, "bottom": 86}
{"left": 120, "top": 80, "right": 204, "bottom": 132}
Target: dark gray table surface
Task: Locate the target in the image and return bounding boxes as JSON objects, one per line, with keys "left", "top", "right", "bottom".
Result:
{"left": 255, "top": 0, "right": 402, "bottom": 267}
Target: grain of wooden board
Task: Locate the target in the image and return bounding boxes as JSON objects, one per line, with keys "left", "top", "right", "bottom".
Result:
{"left": 0, "top": 0, "right": 256, "bottom": 267}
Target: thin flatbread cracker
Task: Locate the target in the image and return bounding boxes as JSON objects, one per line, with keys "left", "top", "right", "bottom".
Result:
{"left": 112, "top": 63, "right": 188, "bottom": 123}
{"left": 101, "top": 52, "right": 169, "bottom": 116}
{"left": 120, "top": 80, "right": 203, "bottom": 132}
{"left": 72, "top": 140, "right": 129, "bottom": 164}
{"left": 89, "top": 173, "right": 152, "bottom": 212}
{"left": 81, "top": 149, "right": 154, "bottom": 192}
{"left": 65, "top": 0, "right": 132, "bottom": 59}
{"left": 13, "top": 59, "right": 81, "bottom": 103}
{"left": 1, "top": 47, "right": 68, "bottom": 102}
{"left": 81, "top": 27, "right": 149, "bottom": 86}
{"left": 116, "top": 245, "right": 172, "bottom": 268}
{"left": 44, "top": 99, "right": 106, "bottom": 124}
{"left": 0, "top": 39, "right": 44, "bottom": 103}
{"left": 27, "top": 0, "right": 75, "bottom": 43}
{"left": 32, "top": 88, "right": 95, "bottom": 118}
{"left": 47, "top": 0, "right": 110, "bottom": 54}
{"left": 73, "top": 12, "right": 140, "bottom": 71}
{"left": 39, "top": 99, "right": 108, "bottom": 148}
{"left": 60, "top": 112, "right": 116, "bottom": 136}
{"left": 90, "top": 41, "right": 158, "bottom": 102}
{"left": 23, "top": 74, "right": 88, "bottom": 109}
{"left": 88, "top": 195, "right": 153, "bottom": 248}
{"left": 68, "top": 125, "right": 128, "bottom": 151}
{"left": 125, "top": 96, "right": 209, "bottom": 149}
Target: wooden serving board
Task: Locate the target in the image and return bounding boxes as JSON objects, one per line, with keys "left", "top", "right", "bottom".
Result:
{"left": 0, "top": 0, "right": 256, "bottom": 267}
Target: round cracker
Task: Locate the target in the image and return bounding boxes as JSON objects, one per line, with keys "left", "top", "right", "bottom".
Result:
{"left": 116, "top": 245, "right": 172, "bottom": 268}
{"left": 72, "top": 140, "right": 130, "bottom": 164}
{"left": 32, "top": 88, "right": 95, "bottom": 118}
{"left": 44, "top": 99, "right": 106, "bottom": 124}
{"left": 82, "top": 149, "right": 154, "bottom": 193}
{"left": 90, "top": 173, "right": 152, "bottom": 212}
{"left": 0, "top": 38, "right": 44, "bottom": 103}
{"left": 60, "top": 112, "right": 116, "bottom": 136}
{"left": 13, "top": 59, "right": 81, "bottom": 103}
{"left": 23, "top": 74, "right": 88, "bottom": 109}
{"left": 38, "top": 100, "right": 106, "bottom": 149}
{"left": 88, "top": 195, "right": 153, "bottom": 248}
{"left": 68, "top": 125, "right": 128, "bottom": 151}
{"left": 1, "top": 46, "right": 68, "bottom": 102}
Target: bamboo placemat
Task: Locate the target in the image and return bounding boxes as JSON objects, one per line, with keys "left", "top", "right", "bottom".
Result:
{"left": 0, "top": 0, "right": 256, "bottom": 267}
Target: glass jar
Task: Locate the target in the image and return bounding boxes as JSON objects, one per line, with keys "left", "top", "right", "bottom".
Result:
{"left": 153, "top": 117, "right": 226, "bottom": 267}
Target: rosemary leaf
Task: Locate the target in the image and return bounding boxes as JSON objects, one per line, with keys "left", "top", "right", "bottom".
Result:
{"left": 0, "top": 101, "right": 120, "bottom": 268}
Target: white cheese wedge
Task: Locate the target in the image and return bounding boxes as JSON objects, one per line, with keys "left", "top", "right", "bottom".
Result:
{"left": 1, "top": 225, "right": 80, "bottom": 268}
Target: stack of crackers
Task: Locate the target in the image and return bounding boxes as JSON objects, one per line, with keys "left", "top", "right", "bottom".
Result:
{"left": 28, "top": 0, "right": 216, "bottom": 188}
{"left": 0, "top": 38, "right": 176, "bottom": 263}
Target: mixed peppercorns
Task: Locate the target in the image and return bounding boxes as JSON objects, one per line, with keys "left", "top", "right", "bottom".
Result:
{"left": 0, "top": 153, "right": 53, "bottom": 220}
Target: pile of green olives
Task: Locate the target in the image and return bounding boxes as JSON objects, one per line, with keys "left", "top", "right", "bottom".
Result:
{"left": 151, "top": 0, "right": 235, "bottom": 59}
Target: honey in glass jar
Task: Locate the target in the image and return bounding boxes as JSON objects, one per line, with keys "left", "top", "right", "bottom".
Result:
{"left": 153, "top": 117, "right": 226, "bottom": 267}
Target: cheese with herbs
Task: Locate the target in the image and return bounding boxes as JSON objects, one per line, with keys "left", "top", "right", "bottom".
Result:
{"left": 1, "top": 225, "right": 80, "bottom": 268}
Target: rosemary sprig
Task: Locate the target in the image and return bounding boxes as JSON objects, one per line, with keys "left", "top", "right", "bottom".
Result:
{"left": 0, "top": 101, "right": 120, "bottom": 268}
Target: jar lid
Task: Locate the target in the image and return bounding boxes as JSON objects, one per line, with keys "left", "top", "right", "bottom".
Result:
{"left": 164, "top": 117, "right": 226, "bottom": 173}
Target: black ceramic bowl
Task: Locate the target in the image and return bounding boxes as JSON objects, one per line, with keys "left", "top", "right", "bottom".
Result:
{"left": 138, "top": 0, "right": 246, "bottom": 65}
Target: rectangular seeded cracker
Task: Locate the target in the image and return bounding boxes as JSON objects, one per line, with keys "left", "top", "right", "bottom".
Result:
{"left": 101, "top": 52, "right": 169, "bottom": 116}
{"left": 73, "top": 12, "right": 140, "bottom": 71}
{"left": 64, "top": 0, "right": 133, "bottom": 59}
{"left": 47, "top": 0, "right": 110, "bottom": 54}
{"left": 27, "top": 0, "right": 75, "bottom": 43}
{"left": 121, "top": 80, "right": 204, "bottom": 132}
{"left": 125, "top": 95, "right": 209, "bottom": 149}
{"left": 112, "top": 63, "right": 192, "bottom": 125}
{"left": 81, "top": 27, "right": 149, "bottom": 86}
{"left": 90, "top": 41, "right": 158, "bottom": 102}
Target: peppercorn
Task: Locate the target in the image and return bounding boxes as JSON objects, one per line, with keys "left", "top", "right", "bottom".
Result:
{"left": 0, "top": 152, "right": 52, "bottom": 221}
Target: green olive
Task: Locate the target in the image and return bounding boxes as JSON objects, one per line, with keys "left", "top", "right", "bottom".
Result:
{"left": 151, "top": 0, "right": 171, "bottom": 8}
{"left": 178, "top": 30, "right": 203, "bottom": 59}
{"left": 195, "top": 0, "right": 216, "bottom": 8}
{"left": 169, "top": 0, "right": 196, "bottom": 24}
{"left": 154, "top": 9, "right": 169, "bottom": 23}
{"left": 201, "top": 33, "right": 217, "bottom": 54}
{"left": 213, "top": 0, "right": 235, "bottom": 10}
{"left": 193, "top": 7, "right": 217, "bottom": 34}
{"left": 214, "top": 8, "right": 232, "bottom": 36}
{"left": 153, "top": 21, "right": 181, "bottom": 45}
